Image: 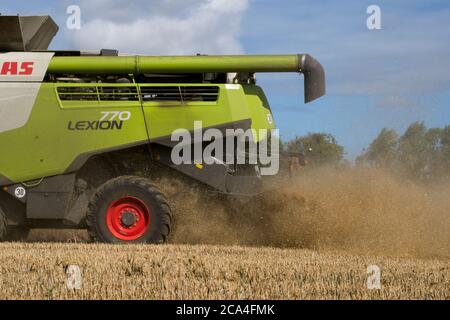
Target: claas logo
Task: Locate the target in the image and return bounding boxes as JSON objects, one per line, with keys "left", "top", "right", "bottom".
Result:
{"left": 0, "top": 62, "right": 34, "bottom": 75}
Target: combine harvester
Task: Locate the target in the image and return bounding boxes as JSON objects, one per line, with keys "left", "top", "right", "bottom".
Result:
{"left": 0, "top": 15, "right": 325, "bottom": 243}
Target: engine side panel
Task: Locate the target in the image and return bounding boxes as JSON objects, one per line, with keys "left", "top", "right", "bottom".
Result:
{"left": 0, "top": 83, "right": 149, "bottom": 183}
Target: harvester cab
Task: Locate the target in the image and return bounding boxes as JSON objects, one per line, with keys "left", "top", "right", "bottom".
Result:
{"left": 0, "top": 15, "right": 325, "bottom": 243}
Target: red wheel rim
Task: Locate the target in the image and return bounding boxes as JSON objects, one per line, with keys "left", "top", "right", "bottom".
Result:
{"left": 106, "top": 196, "right": 151, "bottom": 241}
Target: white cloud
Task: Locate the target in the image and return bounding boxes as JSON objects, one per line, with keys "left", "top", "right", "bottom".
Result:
{"left": 71, "top": 0, "right": 249, "bottom": 55}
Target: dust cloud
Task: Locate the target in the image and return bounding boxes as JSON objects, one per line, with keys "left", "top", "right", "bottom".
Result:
{"left": 28, "top": 167, "right": 449, "bottom": 258}
{"left": 168, "top": 167, "right": 449, "bottom": 258}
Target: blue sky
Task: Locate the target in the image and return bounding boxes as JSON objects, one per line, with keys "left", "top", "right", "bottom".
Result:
{"left": 2, "top": 0, "right": 449, "bottom": 158}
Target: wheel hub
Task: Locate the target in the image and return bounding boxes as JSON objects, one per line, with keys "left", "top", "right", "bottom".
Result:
{"left": 105, "top": 196, "right": 151, "bottom": 241}
{"left": 120, "top": 210, "right": 137, "bottom": 227}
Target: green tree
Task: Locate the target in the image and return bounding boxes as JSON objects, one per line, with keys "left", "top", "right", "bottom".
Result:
{"left": 423, "top": 127, "right": 443, "bottom": 179}
{"left": 425, "top": 128, "right": 443, "bottom": 151}
{"left": 286, "top": 133, "right": 344, "bottom": 166}
{"left": 359, "top": 122, "right": 450, "bottom": 181}
{"left": 438, "top": 125, "right": 450, "bottom": 176}
{"left": 364, "top": 128, "right": 398, "bottom": 168}
{"left": 397, "top": 121, "right": 429, "bottom": 179}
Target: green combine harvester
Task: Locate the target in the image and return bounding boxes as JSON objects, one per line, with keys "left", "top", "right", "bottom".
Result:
{"left": 0, "top": 15, "right": 325, "bottom": 243}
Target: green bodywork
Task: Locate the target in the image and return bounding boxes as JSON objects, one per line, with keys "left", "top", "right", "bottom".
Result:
{"left": 0, "top": 82, "right": 274, "bottom": 184}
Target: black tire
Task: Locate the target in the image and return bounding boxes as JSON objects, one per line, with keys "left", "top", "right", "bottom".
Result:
{"left": 0, "top": 207, "right": 7, "bottom": 241}
{"left": 0, "top": 207, "right": 30, "bottom": 242}
{"left": 86, "top": 176, "right": 171, "bottom": 244}
{"left": 5, "top": 227, "right": 30, "bottom": 242}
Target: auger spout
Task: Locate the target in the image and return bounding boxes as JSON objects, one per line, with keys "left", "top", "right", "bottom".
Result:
{"left": 47, "top": 54, "right": 326, "bottom": 103}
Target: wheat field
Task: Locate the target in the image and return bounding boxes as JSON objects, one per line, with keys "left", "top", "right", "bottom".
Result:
{"left": 0, "top": 242, "right": 448, "bottom": 300}
{"left": 1, "top": 167, "right": 449, "bottom": 300}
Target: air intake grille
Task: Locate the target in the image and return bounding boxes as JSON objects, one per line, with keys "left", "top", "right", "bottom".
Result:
{"left": 141, "top": 86, "right": 219, "bottom": 102}
{"left": 140, "top": 86, "right": 182, "bottom": 102}
{"left": 57, "top": 86, "right": 219, "bottom": 103}
{"left": 57, "top": 86, "right": 97, "bottom": 101}
{"left": 98, "top": 86, "right": 139, "bottom": 101}
{"left": 57, "top": 86, "right": 139, "bottom": 101}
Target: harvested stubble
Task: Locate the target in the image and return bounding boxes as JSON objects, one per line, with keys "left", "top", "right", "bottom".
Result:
{"left": 0, "top": 243, "right": 447, "bottom": 299}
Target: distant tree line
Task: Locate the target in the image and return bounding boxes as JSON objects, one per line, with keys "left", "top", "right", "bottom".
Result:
{"left": 282, "top": 133, "right": 345, "bottom": 167}
{"left": 282, "top": 121, "right": 450, "bottom": 181}
{"left": 356, "top": 122, "right": 450, "bottom": 181}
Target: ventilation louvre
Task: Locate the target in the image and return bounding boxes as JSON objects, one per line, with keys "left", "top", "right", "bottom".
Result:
{"left": 141, "top": 86, "right": 219, "bottom": 102}
{"left": 57, "top": 85, "right": 219, "bottom": 103}
{"left": 140, "top": 86, "right": 182, "bottom": 102}
{"left": 57, "top": 86, "right": 139, "bottom": 101}
{"left": 57, "top": 86, "right": 97, "bottom": 101}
